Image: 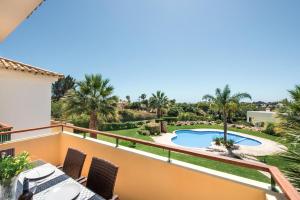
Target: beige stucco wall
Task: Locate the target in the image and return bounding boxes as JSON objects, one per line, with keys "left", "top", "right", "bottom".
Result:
{"left": 0, "top": 69, "right": 58, "bottom": 139}
{"left": 0, "top": 133, "right": 61, "bottom": 165}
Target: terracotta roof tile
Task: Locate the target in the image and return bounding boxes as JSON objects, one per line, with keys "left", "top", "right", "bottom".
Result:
{"left": 0, "top": 57, "right": 64, "bottom": 78}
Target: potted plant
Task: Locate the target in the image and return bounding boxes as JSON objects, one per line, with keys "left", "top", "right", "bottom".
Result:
{"left": 0, "top": 151, "right": 31, "bottom": 199}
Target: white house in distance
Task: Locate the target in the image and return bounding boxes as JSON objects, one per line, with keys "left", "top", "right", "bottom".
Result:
{"left": 247, "top": 108, "right": 278, "bottom": 126}
{"left": 0, "top": 57, "right": 63, "bottom": 139}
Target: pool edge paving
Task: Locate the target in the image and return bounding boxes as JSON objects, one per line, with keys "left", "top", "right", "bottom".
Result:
{"left": 152, "top": 128, "right": 287, "bottom": 156}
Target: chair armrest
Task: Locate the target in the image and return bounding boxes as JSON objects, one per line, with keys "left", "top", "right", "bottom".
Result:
{"left": 110, "top": 194, "right": 119, "bottom": 200}
{"left": 57, "top": 165, "right": 63, "bottom": 170}
{"left": 77, "top": 176, "right": 87, "bottom": 185}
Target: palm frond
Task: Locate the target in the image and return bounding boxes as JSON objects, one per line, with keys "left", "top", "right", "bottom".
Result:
{"left": 215, "top": 88, "right": 222, "bottom": 97}
{"left": 202, "top": 95, "right": 215, "bottom": 102}
{"left": 232, "top": 92, "right": 252, "bottom": 101}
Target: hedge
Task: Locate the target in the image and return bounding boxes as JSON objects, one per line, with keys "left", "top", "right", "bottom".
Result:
{"left": 98, "top": 121, "right": 145, "bottom": 131}
{"left": 162, "top": 117, "right": 178, "bottom": 123}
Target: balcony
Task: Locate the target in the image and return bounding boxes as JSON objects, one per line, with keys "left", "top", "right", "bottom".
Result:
{"left": 0, "top": 124, "right": 299, "bottom": 200}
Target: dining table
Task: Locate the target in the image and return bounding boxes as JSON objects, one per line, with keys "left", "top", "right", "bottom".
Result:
{"left": 16, "top": 160, "right": 105, "bottom": 200}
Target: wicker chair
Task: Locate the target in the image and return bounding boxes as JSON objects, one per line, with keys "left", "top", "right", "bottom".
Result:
{"left": 0, "top": 148, "right": 15, "bottom": 157}
{"left": 80, "top": 157, "right": 119, "bottom": 200}
{"left": 58, "top": 148, "right": 86, "bottom": 180}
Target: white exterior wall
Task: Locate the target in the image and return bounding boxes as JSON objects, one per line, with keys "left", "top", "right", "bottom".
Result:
{"left": 247, "top": 111, "right": 277, "bottom": 125}
{"left": 0, "top": 69, "right": 58, "bottom": 139}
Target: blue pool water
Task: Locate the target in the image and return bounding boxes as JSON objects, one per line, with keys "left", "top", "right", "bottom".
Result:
{"left": 172, "top": 130, "right": 261, "bottom": 148}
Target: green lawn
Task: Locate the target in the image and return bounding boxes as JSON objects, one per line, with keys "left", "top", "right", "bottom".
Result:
{"left": 89, "top": 126, "right": 274, "bottom": 184}
{"left": 168, "top": 124, "right": 295, "bottom": 178}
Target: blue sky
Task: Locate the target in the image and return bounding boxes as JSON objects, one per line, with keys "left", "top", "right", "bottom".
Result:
{"left": 0, "top": 0, "right": 299, "bottom": 102}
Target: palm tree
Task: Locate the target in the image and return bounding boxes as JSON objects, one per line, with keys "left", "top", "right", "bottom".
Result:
{"left": 279, "top": 85, "right": 300, "bottom": 137}
{"left": 289, "top": 85, "right": 300, "bottom": 101}
{"left": 140, "top": 93, "right": 147, "bottom": 101}
{"left": 149, "top": 91, "right": 169, "bottom": 133}
{"left": 279, "top": 85, "right": 300, "bottom": 190}
{"left": 139, "top": 93, "right": 148, "bottom": 109}
{"left": 203, "top": 85, "right": 252, "bottom": 144}
{"left": 64, "top": 74, "right": 118, "bottom": 138}
{"left": 149, "top": 91, "right": 169, "bottom": 118}
{"left": 139, "top": 93, "right": 149, "bottom": 109}
{"left": 126, "top": 95, "right": 131, "bottom": 103}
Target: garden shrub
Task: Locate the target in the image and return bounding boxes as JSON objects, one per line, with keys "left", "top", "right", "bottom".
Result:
{"left": 213, "top": 137, "right": 222, "bottom": 145}
{"left": 51, "top": 100, "right": 64, "bottom": 120}
{"left": 167, "top": 107, "right": 181, "bottom": 117}
{"left": 137, "top": 129, "right": 151, "bottom": 136}
{"left": 144, "top": 123, "right": 161, "bottom": 135}
{"left": 119, "top": 109, "right": 156, "bottom": 122}
{"left": 226, "top": 139, "right": 236, "bottom": 149}
{"left": 255, "top": 122, "right": 265, "bottom": 127}
{"left": 69, "top": 114, "right": 89, "bottom": 128}
{"left": 169, "top": 122, "right": 176, "bottom": 126}
{"left": 128, "top": 102, "right": 142, "bottom": 110}
{"left": 176, "top": 103, "right": 197, "bottom": 113}
{"left": 213, "top": 137, "right": 236, "bottom": 149}
{"left": 263, "top": 123, "right": 280, "bottom": 136}
{"left": 136, "top": 121, "right": 145, "bottom": 126}
{"left": 119, "top": 109, "right": 135, "bottom": 121}
{"left": 215, "top": 119, "right": 223, "bottom": 124}
{"left": 236, "top": 121, "right": 253, "bottom": 127}
{"left": 178, "top": 112, "right": 201, "bottom": 121}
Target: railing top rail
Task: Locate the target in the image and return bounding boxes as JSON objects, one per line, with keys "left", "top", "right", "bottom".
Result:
{"left": 0, "top": 121, "right": 13, "bottom": 131}
{"left": 0, "top": 124, "right": 299, "bottom": 200}
{"left": 269, "top": 167, "right": 300, "bottom": 200}
{"left": 0, "top": 125, "right": 61, "bottom": 135}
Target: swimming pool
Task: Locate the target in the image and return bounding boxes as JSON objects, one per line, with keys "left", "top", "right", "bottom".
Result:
{"left": 172, "top": 130, "right": 261, "bottom": 148}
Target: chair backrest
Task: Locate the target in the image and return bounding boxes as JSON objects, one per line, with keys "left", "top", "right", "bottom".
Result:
{"left": 87, "top": 157, "right": 119, "bottom": 200}
{"left": 62, "top": 148, "right": 86, "bottom": 179}
{"left": 0, "top": 148, "right": 15, "bottom": 158}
